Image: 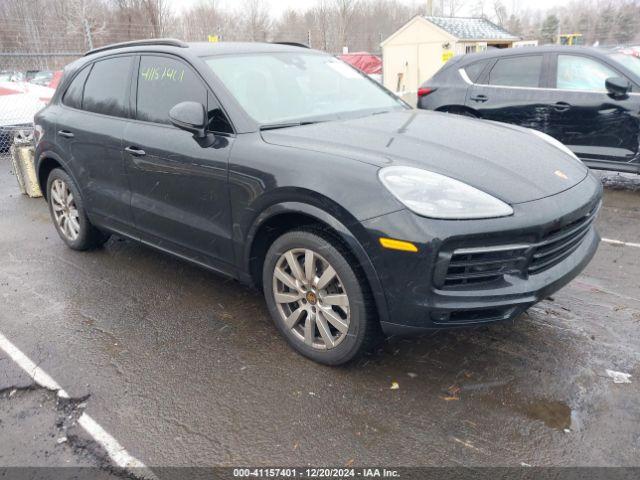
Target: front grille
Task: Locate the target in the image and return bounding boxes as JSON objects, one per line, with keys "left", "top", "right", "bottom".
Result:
{"left": 528, "top": 207, "right": 598, "bottom": 274}
{"left": 439, "top": 202, "right": 600, "bottom": 289}
{"left": 444, "top": 245, "right": 528, "bottom": 287}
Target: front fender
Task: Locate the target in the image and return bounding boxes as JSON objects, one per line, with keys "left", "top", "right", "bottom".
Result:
{"left": 241, "top": 201, "right": 390, "bottom": 325}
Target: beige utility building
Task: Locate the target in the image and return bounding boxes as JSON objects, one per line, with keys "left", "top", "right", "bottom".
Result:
{"left": 381, "top": 16, "right": 519, "bottom": 96}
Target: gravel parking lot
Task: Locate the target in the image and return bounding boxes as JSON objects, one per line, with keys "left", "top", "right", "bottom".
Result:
{"left": 0, "top": 160, "right": 639, "bottom": 474}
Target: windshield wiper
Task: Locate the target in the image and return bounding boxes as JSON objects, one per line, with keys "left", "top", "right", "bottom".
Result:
{"left": 259, "top": 120, "right": 326, "bottom": 131}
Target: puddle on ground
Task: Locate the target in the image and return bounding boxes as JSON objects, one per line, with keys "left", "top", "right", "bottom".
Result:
{"left": 520, "top": 399, "right": 572, "bottom": 430}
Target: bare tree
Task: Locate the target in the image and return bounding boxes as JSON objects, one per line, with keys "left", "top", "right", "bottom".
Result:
{"left": 3, "top": 0, "right": 640, "bottom": 62}
{"left": 242, "top": 0, "right": 271, "bottom": 41}
{"left": 311, "top": 0, "right": 333, "bottom": 51}
{"left": 140, "top": 0, "right": 171, "bottom": 37}
{"left": 335, "top": 0, "right": 358, "bottom": 51}
{"left": 493, "top": 0, "right": 507, "bottom": 26}
{"left": 179, "top": 0, "right": 223, "bottom": 42}
{"left": 444, "top": 0, "right": 468, "bottom": 17}
{"left": 470, "top": 0, "right": 486, "bottom": 18}
{"left": 273, "top": 8, "right": 311, "bottom": 45}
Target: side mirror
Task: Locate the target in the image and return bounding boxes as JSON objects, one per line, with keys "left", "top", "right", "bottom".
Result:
{"left": 605, "top": 77, "right": 631, "bottom": 98}
{"left": 169, "top": 101, "right": 209, "bottom": 140}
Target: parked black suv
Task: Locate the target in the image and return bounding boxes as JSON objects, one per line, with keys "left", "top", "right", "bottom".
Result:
{"left": 418, "top": 46, "right": 640, "bottom": 173}
{"left": 35, "top": 40, "right": 601, "bottom": 365}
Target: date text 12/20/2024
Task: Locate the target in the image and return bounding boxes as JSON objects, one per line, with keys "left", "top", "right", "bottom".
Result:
{"left": 233, "top": 468, "right": 401, "bottom": 478}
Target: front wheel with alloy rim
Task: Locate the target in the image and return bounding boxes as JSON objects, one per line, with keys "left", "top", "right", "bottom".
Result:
{"left": 263, "top": 229, "right": 380, "bottom": 365}
{"left": 46, "top": 168, "right": 110, "bottom": 250}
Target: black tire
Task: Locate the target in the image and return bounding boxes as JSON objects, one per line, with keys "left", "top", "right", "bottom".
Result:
{"left": 46, "top": 168, "right": 110, "bottom": 250}
{"left": 262, "top": 228, "right": 380, "bottom": 366}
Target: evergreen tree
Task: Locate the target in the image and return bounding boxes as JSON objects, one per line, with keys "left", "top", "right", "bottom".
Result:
{"left": 506, "top": 14, "right": 522, "bottom": 36}
{"left": 540, "top": 14, "right": 560, "bottom": 44}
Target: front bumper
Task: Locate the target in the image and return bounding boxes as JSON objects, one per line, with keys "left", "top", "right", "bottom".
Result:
{"left": 360, "top": 173, "right": 602, "bottom": 336}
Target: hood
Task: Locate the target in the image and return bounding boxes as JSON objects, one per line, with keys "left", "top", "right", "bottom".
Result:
{"left": 261, "top": 110, "right": 589, "bottom": 204}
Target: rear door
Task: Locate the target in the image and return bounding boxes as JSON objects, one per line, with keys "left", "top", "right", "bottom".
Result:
{"left": 465, "top": 53, "right": 558, "bottom": 130}
{"left": 547, "top": 53, "right": 640, "bottom": 172}
{"left": 57, "top": 55, "right": 136, "bottom": 233}
{"left": 419, "top": 58, "right": 490, "bottom": 111}
{"left": 123, "top": 54, "right": 236, "bottom": 270}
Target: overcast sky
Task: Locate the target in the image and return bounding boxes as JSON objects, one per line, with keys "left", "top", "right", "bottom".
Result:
{"left": 169, "top": 0, "right": 565, "bottom": 18}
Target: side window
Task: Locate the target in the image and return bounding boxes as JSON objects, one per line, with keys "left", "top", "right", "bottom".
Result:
{"left": 136, "top": 55, "right": 231, "bottom": 133}
{"left": 62, "top": 66, "right": 91, "bottom": 109}
{"left": 82, "top": 56, "right": 133, "bottom": 117}
{"left": 464, "top": 60, "right": 489, "bottom": 83}
{"left": 207, "top": 91, "right": 233, "bottom": 134}
{"left": 488, "top": 56, "right": 543, "bottom": 88}
{"left": 557, "top": 55, "right": 618, "bottom": 91}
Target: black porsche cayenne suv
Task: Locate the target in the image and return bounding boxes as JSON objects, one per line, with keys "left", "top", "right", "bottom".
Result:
{"left": 418, "top": 46, "right": 640, "bottom": 174}
{"left": 34, "top": 40, "right": 601, "bottom": 365}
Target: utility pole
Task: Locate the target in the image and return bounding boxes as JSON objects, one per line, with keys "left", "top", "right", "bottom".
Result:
{"left": 427, "top": 0, "right": 433, "bottom": 15}
{"left": 308, "top": 30, "right": 312, "bottom": 48}
{"left": 83, "top": 18, "right": 94, "bottom": 50}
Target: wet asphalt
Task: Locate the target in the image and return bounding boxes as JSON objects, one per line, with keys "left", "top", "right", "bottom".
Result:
{"left": 0, "top": 160, "right": 639, "bottom": 472}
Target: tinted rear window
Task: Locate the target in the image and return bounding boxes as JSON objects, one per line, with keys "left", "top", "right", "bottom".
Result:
{"left": 82, "top": 56, "right": 133, "bottom": 117}
{"left": 62, "top": 66, "right": 90, "bottom": 109}
{"left": 488, "top": 56, "right": 543, "bottom": 88}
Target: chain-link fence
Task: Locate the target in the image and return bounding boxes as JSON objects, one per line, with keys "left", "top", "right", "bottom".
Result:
{"left": 0, "top": 51, "right": 81, "bottom": 156}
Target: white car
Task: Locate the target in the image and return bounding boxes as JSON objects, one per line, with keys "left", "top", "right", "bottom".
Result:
{"left": 0, "top": 81, "right": 54, "bottom": 152}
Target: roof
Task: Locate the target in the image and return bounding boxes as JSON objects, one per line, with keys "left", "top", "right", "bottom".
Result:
{"left": 83, "top": 40, "right": 316, "bottom": 60}
{"left": 454, "top": 45, "right": 609, "bottom": 65}
{"left": 188, "top": 41, "right": 314, "bottom": 56}
{"left": 424, "top": 16, "right": 519, "bottom": 41}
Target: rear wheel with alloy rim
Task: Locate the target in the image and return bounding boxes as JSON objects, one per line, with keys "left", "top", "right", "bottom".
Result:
{"left": 46, "top": 168, "right": 110, "bottom": 250}
{"left": 263, "top": 229, "right": 379, "bottom": 365}
{"left": 50, "top": 178, "right": 81, "bottom": 241}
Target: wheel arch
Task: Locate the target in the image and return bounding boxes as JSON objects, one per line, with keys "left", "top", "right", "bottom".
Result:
{"left": 243, "top": 200, "right": 390, "bottom": 326}
{"left": 36, "top": 150, "right": 70, "bottom": 200}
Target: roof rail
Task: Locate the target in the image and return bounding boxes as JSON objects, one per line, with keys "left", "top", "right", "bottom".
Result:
{"left": 84, "top": 38, "right": 188, "bottom": 56}
{"left": 271, "top": 41, "right": 309, "bottom": 49}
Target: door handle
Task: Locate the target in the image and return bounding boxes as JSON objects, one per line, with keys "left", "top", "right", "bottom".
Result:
{"left": 124, "top": 146, "right": 146, "bottom": 157}
{"left": 470, "top": 94, "right": 488, "bottom": 103}
{"left": 57, "top": 130, "right": 74, "bottom": 138}
{"left": 554, "top": 102, "right": 571, "bottom": 112}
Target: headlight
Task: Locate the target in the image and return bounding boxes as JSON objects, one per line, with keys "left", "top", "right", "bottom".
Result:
{"left": 529, "top": 128, "right": 580, "bottom": 162}
{"left": 379, "top": 166, "right": 513, "bottom": 219}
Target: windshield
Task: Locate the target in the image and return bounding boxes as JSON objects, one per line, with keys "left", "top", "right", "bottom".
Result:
{"left": 609, "top": 53, "right": 640, "bottom": 78}
{"left": 204, "top": 52, "right": 405, "bottom": 124}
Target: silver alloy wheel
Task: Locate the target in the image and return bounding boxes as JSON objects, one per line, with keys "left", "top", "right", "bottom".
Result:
{"left": 50, "top": 178, "right": 80, "bottom": 241}
{"left": 273, "top": 248, "right": 350, "bottom": 350}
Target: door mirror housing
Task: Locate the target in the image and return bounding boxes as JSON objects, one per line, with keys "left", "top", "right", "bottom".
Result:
{"left": 605, "top": 77, "right": 631, "bottom": 98}
{"left": 169, "top": 101, "right": 214, "bottom": 144}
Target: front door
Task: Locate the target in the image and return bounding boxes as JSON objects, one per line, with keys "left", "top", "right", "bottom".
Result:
{"left": 123, "top": 54, "right": 236, "bottom": 269}
{"left": 548, "top": 53, "right": 640, "bottom": 172}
